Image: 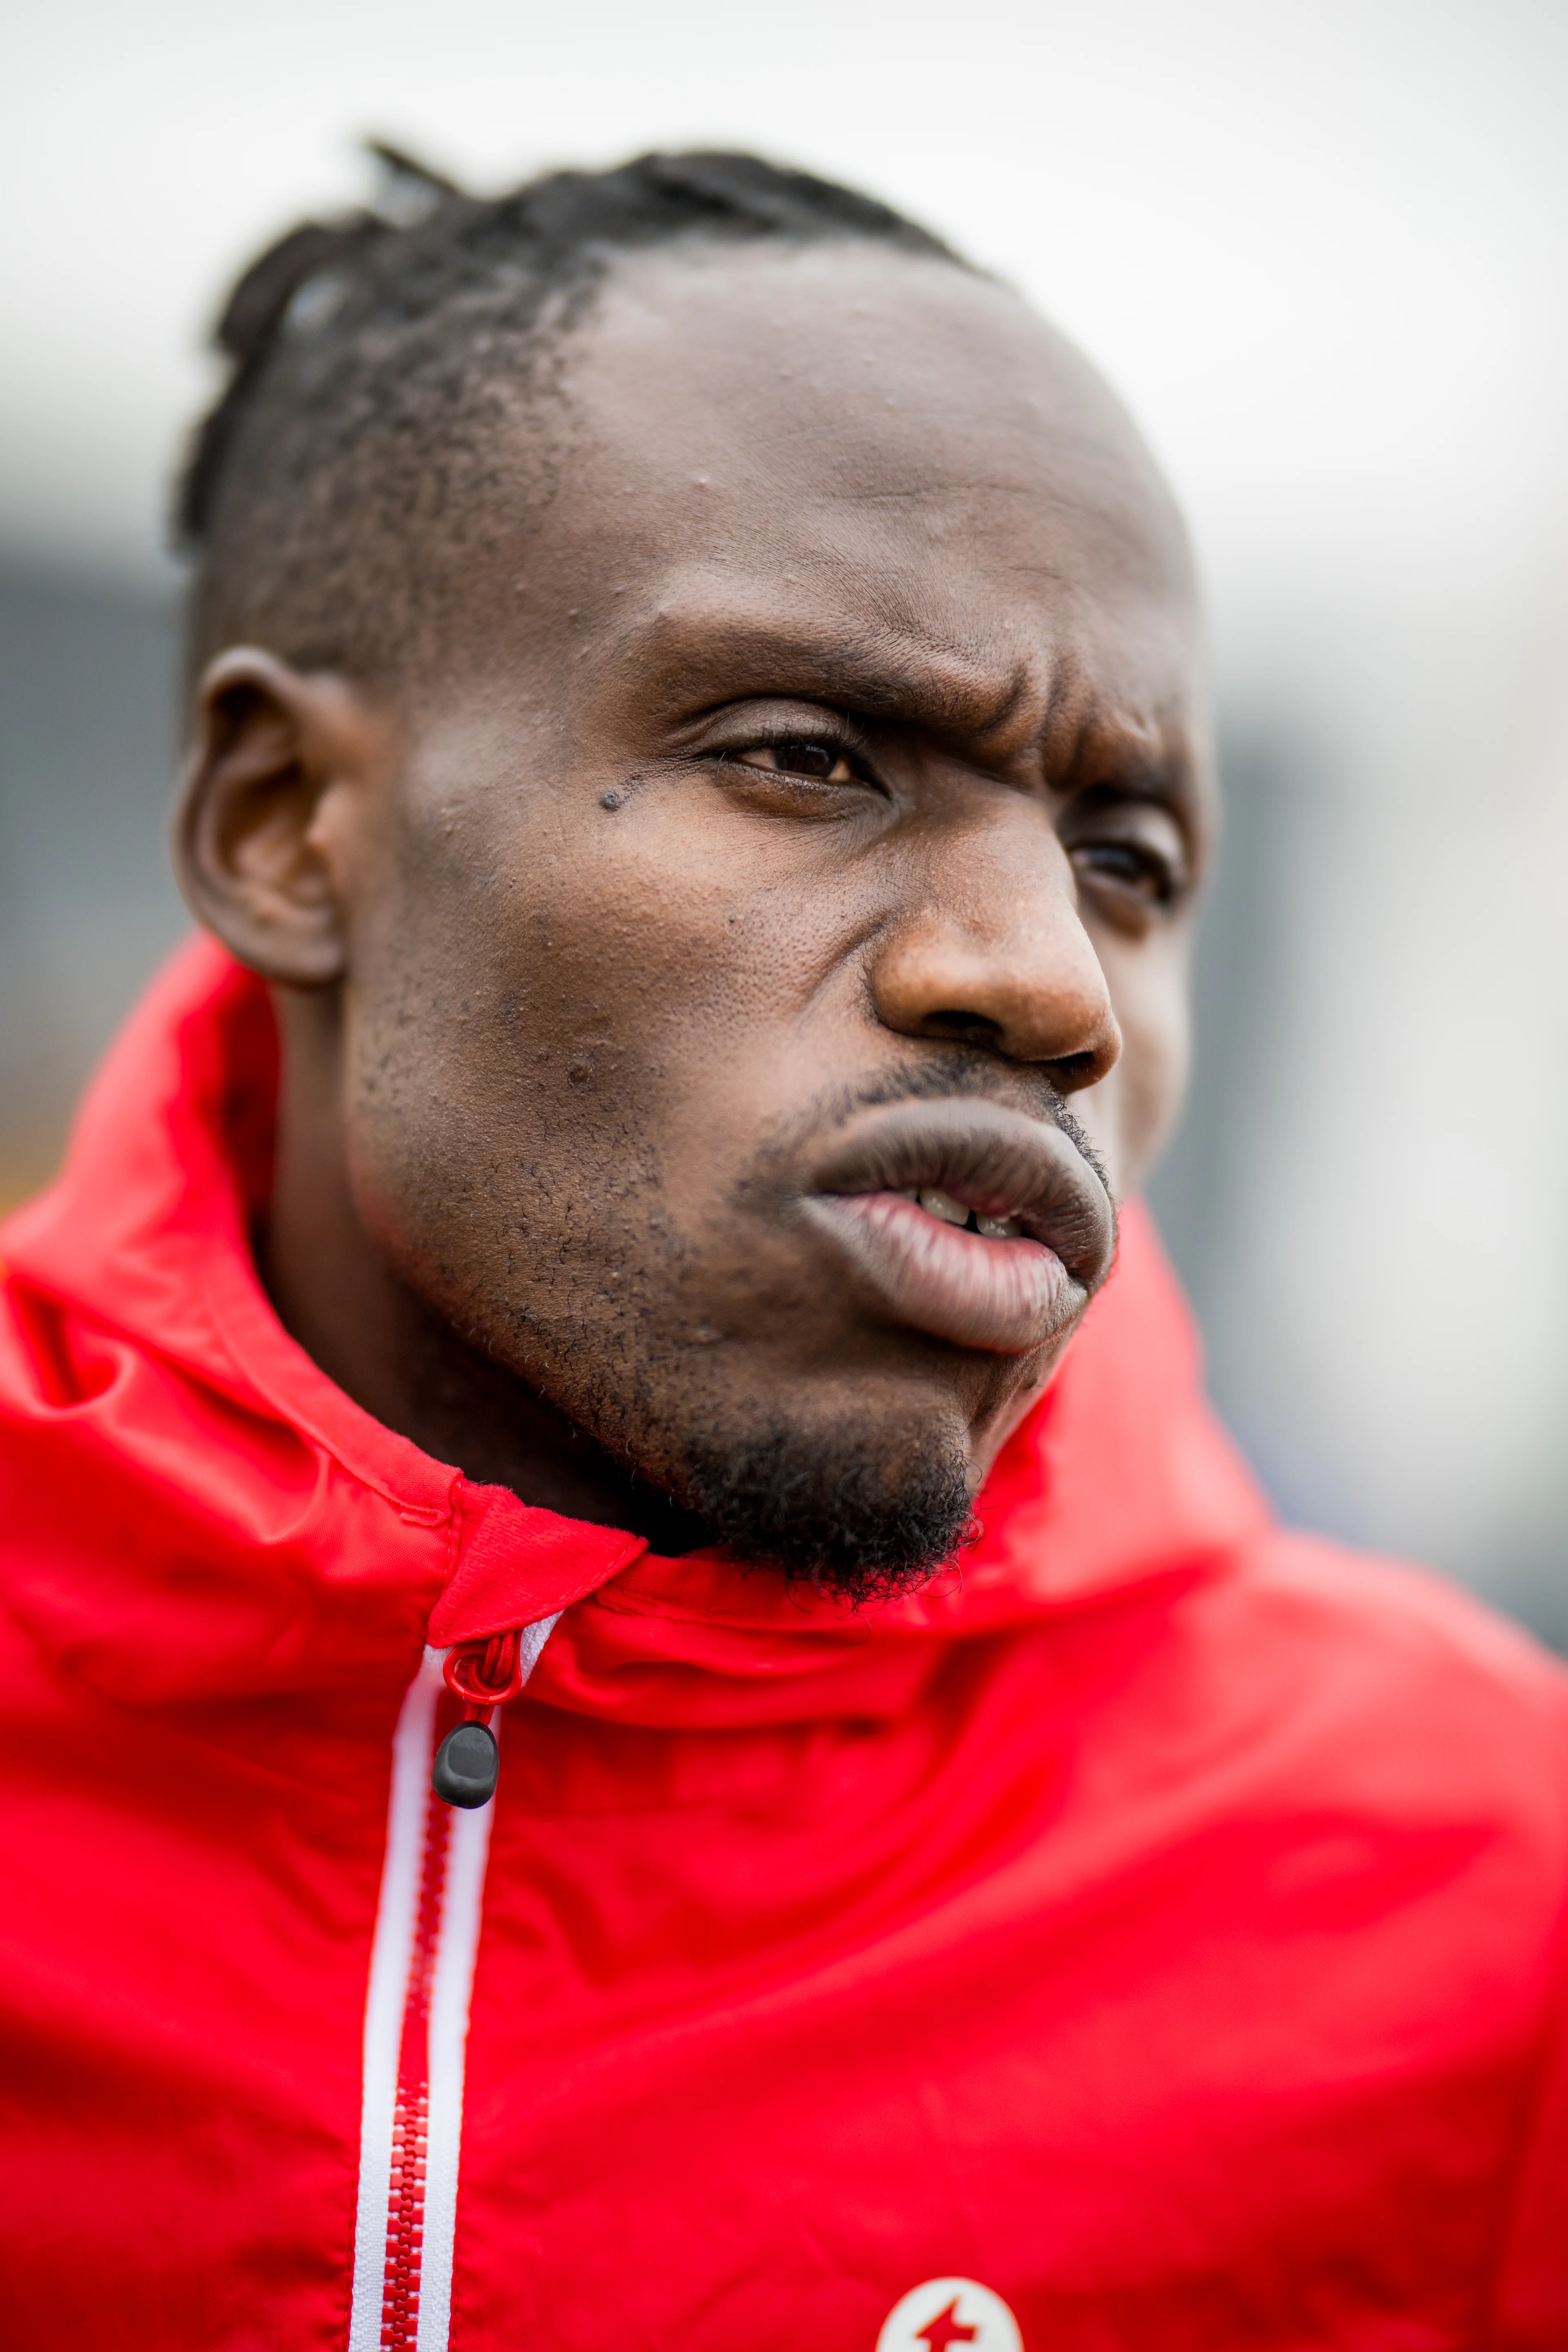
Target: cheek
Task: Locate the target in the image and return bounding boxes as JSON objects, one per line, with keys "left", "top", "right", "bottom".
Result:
{"left": 334, "top": 792, "right": 812, "bottom": 1274}
{"left": 348, "top": 856, "right": 639, "bottom": 1158}
{"left": 1082, "top": 930, "right": 1192, "bottom": 1196}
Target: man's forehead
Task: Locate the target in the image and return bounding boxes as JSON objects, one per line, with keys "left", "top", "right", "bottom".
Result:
{"left": 501, "top": 241, "right": 1198, "bottom": 724}
{"left": 551, "top": 242, "right": 1189, "bottom": 581}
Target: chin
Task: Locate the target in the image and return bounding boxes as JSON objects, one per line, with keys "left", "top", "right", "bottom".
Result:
{"left": 648, "top": 1380, "right": 976, "bottom": 1599}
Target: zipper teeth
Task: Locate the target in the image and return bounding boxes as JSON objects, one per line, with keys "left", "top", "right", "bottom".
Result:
{"left": 380, "top": 1788, "right": 450, "bottom": 2349}
{"left": 352, "top": 1623, "right": 561, "bottom": 2352}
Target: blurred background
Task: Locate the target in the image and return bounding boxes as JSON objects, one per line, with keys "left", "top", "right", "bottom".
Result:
{"left": 3, "top": 0, "right": 1566, "bottom": 1635}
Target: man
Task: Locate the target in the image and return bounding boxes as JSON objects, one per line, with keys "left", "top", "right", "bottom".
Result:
{"left": 0, "top": 147, "right": 1564, "bottom": 2350}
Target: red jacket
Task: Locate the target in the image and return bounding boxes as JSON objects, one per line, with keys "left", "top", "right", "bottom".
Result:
{"left": 2, "top": 935, "right": 1566, "bottom": 2351}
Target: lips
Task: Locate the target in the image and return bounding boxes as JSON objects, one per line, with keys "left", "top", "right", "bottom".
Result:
{"left": 800, "top": 1098, "right": 1116, "bottom": 1354}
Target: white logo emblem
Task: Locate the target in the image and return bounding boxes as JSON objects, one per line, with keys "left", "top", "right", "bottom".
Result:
{"left": 876, "top": 2276, "right": 1023, "bottom": 2351}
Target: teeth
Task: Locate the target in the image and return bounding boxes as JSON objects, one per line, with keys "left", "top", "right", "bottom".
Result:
{"left": 909, "top": 1188, "right": 1023, "bottom": 1238}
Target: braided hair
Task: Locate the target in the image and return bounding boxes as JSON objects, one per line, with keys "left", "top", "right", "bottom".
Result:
{"left": 178, "top": 145, "right": 969, "bottom": 691}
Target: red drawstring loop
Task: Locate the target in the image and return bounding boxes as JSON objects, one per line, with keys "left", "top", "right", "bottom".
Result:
{"left": 443, "top": 1628, "right": 525, "bottom": 1717}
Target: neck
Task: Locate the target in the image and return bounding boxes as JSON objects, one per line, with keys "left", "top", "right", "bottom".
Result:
{"left": 260, "top": 987, "right": 713, "bottom": 1552}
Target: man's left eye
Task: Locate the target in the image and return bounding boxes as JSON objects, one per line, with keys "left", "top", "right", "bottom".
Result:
{"left": 1071, "top": 840, "right": 1181, "bottom": 904}
{"left": 735, "top": 741, "right": 858, "bottom": 784}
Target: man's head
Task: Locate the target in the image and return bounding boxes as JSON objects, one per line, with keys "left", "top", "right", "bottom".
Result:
{"left": 174, "top": 149, "right": 1210, "bottom": 1597}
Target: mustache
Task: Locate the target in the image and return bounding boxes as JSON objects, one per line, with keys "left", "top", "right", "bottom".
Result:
{"left": 736, "top": 1051, "right": 1116, "bottom": 1211}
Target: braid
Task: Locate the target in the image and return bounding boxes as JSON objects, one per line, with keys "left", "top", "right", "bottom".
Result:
{"left": 179, "top": 216, "right": 381, "bottom": 543}
{"left": 177, "top": 146, "right": 969, "bottom": 688}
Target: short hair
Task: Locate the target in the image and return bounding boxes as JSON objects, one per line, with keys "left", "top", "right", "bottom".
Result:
{"left": 177, "top": 146, "right": 970, "bottom": 690}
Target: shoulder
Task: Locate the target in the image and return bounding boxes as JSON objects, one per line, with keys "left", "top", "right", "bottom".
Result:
{"left": 1164, "top": 1527, "right": 1568, "bottom": 1893}
{"left": 1234, "top": 1526, "right": 1568, "bottom": 1745}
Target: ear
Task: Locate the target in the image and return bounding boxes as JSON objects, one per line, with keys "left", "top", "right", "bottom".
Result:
{"left": 172, "top": 649, "right": 394, "bottom": 986}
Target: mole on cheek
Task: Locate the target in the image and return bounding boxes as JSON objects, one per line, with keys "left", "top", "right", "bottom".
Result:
{"left": 600, "top": 789, "right": 624, "bottom": 811}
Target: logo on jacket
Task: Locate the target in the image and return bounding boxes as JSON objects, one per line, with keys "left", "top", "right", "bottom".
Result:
{"left": 876, "top": 2277, "right": 1022, "bottom": 2351}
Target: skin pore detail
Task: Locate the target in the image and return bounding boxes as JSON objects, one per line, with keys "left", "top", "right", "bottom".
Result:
{"left": 176, "top": 237, "right": 1212, "bottom": 1595}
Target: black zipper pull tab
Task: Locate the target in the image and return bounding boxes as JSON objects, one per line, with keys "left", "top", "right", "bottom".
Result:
{"left": 432, "top": 1628, "right": 525, "bottom": 1809}
{"left": 432, "top": 1717, "right": 499, "bottom": 1808}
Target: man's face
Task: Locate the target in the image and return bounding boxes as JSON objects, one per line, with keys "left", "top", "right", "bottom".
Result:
{"left": 319, "top": 242, "right": 1208, "bottom": 1583}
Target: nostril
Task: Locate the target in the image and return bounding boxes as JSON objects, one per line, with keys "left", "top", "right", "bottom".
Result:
{"left": 1050, "top": 1048, "right": 1105, "bottom": 1086}
{"left": 922, "top": 1009, "right": 1003, "bottom": 1046}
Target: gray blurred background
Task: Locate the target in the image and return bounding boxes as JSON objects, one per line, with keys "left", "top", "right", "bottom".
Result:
{"left": 4, "top": 0, "right": 1566, "bottom": 1637}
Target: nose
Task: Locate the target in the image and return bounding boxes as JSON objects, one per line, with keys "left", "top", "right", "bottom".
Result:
{"left": 868, "top": 808, "right": 1121, "bottom": 1092}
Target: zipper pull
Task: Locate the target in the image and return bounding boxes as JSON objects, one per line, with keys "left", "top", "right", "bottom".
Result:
{"left": 432, "top": 1629, "right": 526, "bottom": 1808}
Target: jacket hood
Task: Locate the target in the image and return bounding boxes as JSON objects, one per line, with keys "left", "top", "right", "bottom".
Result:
{"left": 0, "top": 936, "right": 1269, "bottom": 1724}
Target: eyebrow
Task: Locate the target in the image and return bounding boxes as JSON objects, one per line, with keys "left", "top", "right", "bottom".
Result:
{"left": 629, "top": 604, "right": 1037, "bottom": 737}
{"left": 1055, "top": 716, "right": 1200, "bottom": 809}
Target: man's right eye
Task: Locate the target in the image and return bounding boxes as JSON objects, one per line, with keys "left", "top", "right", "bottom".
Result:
{"left": 733, "top": 741, "right": 858, "bottom": 784}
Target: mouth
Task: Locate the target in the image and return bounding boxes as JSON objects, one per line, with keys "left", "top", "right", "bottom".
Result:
{"left": 799, "top": 1098, "right": 1116, "bottom": 1354}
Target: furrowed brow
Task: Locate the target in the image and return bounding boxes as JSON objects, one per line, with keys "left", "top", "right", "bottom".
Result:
{"left": 1047, "top": 677, "right": 1204, "bottom": 806}
{"left": 625, "top": 597, "right": 1040, "bottom": 742}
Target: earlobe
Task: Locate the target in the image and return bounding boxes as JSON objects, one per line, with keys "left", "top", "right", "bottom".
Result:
{"left": 172, "top": 648, "right": 385, "bottom": 987}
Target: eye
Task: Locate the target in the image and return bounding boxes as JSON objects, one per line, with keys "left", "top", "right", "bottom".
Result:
{"left": 1071, "top": 839, "right": 1180, "bottom": 905}
{"left": 732, "top": 739, "right": 859, "bottom": 785}
{"left": 1064, "top": 797, "right": 1192, "bottom": 927}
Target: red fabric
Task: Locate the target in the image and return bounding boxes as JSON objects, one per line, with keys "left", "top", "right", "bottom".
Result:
{"left": 1, "top": 931, "right": 1565, "bottom": 2348}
